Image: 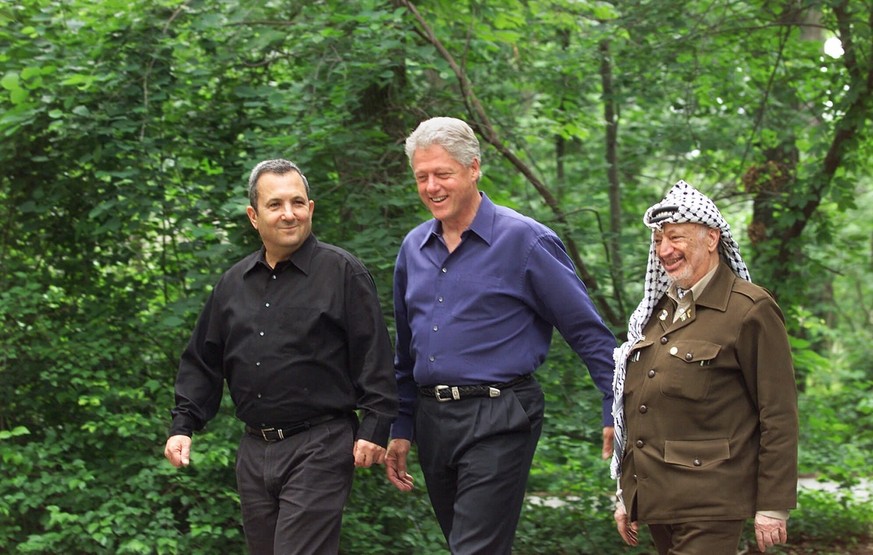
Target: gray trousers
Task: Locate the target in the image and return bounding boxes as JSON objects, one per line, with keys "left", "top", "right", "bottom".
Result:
{"left": 235, "top": 416, "right": 355, "bottom": 555}
{"left": 415, "top": 377, "right": 545, "bottom": 555}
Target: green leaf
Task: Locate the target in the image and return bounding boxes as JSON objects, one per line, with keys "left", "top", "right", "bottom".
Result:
{"left": 0, "top": 426, "right": 31, "bottom": 440}
{"left": 0, "top": 72, "right": 19, "bottom": 90}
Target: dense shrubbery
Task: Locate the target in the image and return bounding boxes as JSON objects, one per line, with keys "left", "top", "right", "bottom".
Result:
{"left": 2, "top": 0, "right": 872, "bottom": 553}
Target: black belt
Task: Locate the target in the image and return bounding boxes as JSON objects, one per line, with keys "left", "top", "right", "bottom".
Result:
{"left": 419, "top": 374, "right": 532, "bottom": 402}
{"left": 245, "top": 414, "right": 339, "bottom": 442}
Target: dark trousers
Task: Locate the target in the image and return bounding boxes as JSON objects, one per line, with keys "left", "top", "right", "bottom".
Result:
{"left": 415, "top": 377, "right": 545, "bottom": 555}
{"left": 648, "top": 520, "right": 745, "bottom": 555}
{"left": 235, "top": 417, "right": 355, "bottom": 555}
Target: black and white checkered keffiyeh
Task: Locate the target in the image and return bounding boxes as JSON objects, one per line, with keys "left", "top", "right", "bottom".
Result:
{"left": 610, "top": 180, "right": 751, "bottom": 481}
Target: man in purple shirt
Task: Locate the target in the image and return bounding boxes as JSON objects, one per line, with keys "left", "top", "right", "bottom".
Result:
{"left": 385, "top": 117, "right": 617, "bottom": 554}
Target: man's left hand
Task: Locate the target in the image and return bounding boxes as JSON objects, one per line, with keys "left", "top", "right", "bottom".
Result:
{"left": 754, "top": 513, "right": 788, "bottom": 552}
{"left": 353, "top": 439, "right": 386, "bottom": 468}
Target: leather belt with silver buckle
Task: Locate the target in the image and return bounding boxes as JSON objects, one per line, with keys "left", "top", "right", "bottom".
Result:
{"left": 419, "top": 374, "right": 531, "bottom": 402}
{"left": 245, "top": 414, "right": 338, "bottom": 442}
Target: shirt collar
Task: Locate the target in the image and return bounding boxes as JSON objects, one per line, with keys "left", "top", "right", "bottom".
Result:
{"left": 667, "top": 261, "right": 719, "bottom": 304}
{"left": 693, "top": 261, "right": 737, "bottom": 311}
{"left": 417, "top": 192, "right": 495, "bottom": 250}
{"left": 243, "top": 234, "right": 318, "bottom": 276}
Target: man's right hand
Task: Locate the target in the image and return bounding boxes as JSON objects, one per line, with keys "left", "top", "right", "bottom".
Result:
{"left": 164, "top": 434, "right": 192, "bottom": 468}
{"left": 385, "top": 438, "right": 414, "bottom": 492}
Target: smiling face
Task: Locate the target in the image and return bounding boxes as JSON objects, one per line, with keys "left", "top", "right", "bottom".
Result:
{"left": 246, "top": 170, "right": 314, "bottom": 267}
{"left": 411, "top": 144, "right": 481, "bottom": 232}
{"left": 654, "top": 222, "right": 720, "bottom": 288}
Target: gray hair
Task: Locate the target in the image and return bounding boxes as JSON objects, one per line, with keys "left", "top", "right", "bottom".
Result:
{"left": 247, "top": 159, "right": 310, "bottom": 210}
{"left": 404, "top": 117, "right": 482, "bottom": 175}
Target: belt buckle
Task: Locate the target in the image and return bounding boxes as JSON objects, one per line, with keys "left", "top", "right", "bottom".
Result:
{"left": 434, "top": 385, "right": 460, "bottom": 402}
{"left": 260, "top": 427, "right": 283, "bottom": 441}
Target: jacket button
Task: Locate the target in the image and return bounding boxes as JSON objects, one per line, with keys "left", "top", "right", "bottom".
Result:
{"left": 648, "top": 369, "right": 656, "bottom": 378}
{"left": 639, "top": 405, "right": 648, "bottom": 413}
{"left": 693, "top": 458, "right": 702, "bottom": 466}
{"left": 635, "top": 440, "right": 644, "bottom": 448}
{"left": 685, "top": 353, "right": 693, "bottom": 361}
{"left": 660, "top": 336, "right": 668, "bottom": 344}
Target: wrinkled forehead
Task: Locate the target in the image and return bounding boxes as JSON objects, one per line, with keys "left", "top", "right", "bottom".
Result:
{"left": 653, "top": 221, "right": 710, "bottom": 236}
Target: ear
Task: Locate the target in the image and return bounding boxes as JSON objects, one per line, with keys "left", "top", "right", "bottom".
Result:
{"left": 246, "top": 205, "right": 258, "bottom": 229}
{"left": 707, "top": 228, "right": 721, "bottom": 252}
{"left": 470, "top": 158, "right": 481, "bottom": 182}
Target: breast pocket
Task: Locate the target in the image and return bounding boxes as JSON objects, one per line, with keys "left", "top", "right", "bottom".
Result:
{"left": 448, "top": 274, "right": 507, "bottom": 320}
{"left": 659, "top": 340, "right": 721, "bottom": 401}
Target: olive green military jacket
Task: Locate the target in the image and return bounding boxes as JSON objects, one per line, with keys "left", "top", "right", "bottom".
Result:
{"left": 619, "top": 262, "right": 798, "bottom": 524}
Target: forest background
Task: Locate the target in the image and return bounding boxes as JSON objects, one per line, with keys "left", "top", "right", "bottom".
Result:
{"left": 1, "top": 0, "right": 871, "bottom": 553}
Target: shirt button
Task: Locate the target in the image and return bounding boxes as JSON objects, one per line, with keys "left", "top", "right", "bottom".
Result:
{"left": 693, "top": 458, "right": 702, "bottom": 466}
{"left": 635, "top": 440, "right": 644, "bottom": 448}
{"left": 260, "top": 331, "right": 265, "bottom": 336}
{"left": 660, "top": 337, "right": 669, "bottom": 344}
{"left": 685, "top": 353, "right": 693, "bottom": 361}
{"left": 432, "top": 325, "right": 439, "bottom": 331}
{"left": 647, "top": 370, "right": 656, "bottom": 378}
{"left": 265, "top": 302, "right": 270, "bottom": 307}
{"left": 428, "top": 355, "right": 435, "bottom": 362}
{"left": 441, "top": 267, "right": 447, "bottom": 273}
{"left": 639, "top": 404, "right": 648, "bottom": 413}
{"left": 257, "top": 394, "right": 262, "bottom": 399}
{"left": 256, "top": 361, "right": 261, "bottom": 366}
{"left": 438, "top": 297, "right": 444, "bottom": 303}
{"left": 669, "top": 346, "right": 678, "bottom": 355}
{"left": 272, "top": 275, "right": 277, "bottom": 280}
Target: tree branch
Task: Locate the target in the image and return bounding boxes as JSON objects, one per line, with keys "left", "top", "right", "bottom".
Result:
{"left": 599, "top": 38, "right": 626, "bottom": 319}
{"left": 774, "top": 2, "right": 873, "bottom": 270}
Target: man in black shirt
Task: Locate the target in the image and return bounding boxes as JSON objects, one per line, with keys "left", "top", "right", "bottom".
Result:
{"left": 164, "top": 159, "right": 397, "bottom": 555}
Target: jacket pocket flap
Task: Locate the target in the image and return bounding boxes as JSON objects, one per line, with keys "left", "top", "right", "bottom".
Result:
{"left": 628, "top": 339, "right": 655, "bottom": 360}
{"left": 664, "top": 439, "right": 730, "bottom": 468}
{"left": 667, "top": 340, "right": 720, "bottom": 364}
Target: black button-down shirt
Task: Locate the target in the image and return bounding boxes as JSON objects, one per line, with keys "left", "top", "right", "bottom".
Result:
{"left": 169, "top": 234, "right": 397, "bottom": 446}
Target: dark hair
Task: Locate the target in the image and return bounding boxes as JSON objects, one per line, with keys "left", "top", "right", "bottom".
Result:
{"left": 247, "top": 159, "right": 310, "bottom": 210}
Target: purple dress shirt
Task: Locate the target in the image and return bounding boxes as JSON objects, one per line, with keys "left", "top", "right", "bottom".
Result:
{"left": 392, "top": 193, "right": 616, "bottom": 439}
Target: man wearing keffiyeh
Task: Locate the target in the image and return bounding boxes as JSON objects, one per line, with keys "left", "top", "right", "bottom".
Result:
{"left": 611, "top": 180, "right": 798, "bottom": 554}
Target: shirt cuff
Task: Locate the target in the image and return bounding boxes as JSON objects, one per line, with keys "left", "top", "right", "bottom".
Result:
{"left": 168, "top": 414, "right": 197, "bottom": 438}
{"left": 389, "top": 415, "right": 414, "bottom": 442}
{"left": 757, "top": 510, "right": 790, "bottom": 520}
{"left": 356, "top": 412, "right": 393, "bottom": 448}
{"left": 602, "top": 400, "right": 615, "bottom": 427}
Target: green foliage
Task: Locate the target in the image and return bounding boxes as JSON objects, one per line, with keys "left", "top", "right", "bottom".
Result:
{"left": 744, "top": 489, "right": 873, "bottom": 555}
{"left": 1, "top": 0, "right": 871, "bottom": 553}
{"left": 341, "top": 460, "right": 445, "bottom": 554}
{"left": 788, "top": 489, "right": 873, "bottom": 551}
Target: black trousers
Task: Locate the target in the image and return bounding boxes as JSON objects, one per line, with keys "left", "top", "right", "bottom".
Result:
{"left": 235, "top": 416, "right": 355, "bottom": 555}
{"left": 415, "top": 377, "right": 545, "bottom": 555}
